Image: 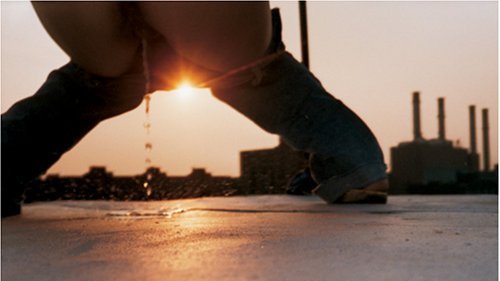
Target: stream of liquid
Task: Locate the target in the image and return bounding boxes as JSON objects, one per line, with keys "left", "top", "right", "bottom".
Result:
{"left": 143, "top": 94, "right": 153, "bottom": 198}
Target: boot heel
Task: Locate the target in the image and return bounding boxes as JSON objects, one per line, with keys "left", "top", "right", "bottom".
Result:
{"left": 335, "top": 179, "right": 389, "bottom": 204}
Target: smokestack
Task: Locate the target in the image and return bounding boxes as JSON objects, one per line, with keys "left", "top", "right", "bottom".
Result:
{"left": 438, "top": 97, "right": 445, "bottom": 140}
{"left": 482, "top": 108, "right": 490, "bottom": 172}
{"left": 413, "top": 92, "right": 422, "bottom": 141}
{"left": 469, "top": 106, "right": 477, "bottom": 154}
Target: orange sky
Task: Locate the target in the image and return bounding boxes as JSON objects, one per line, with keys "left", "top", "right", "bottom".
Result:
{"left": 2, "top": 1, "right": 498, "bottom": 177}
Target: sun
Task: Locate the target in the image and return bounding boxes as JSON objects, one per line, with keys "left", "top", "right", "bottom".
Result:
{"left": 174, "top": 80, "right": 196, "bottom": 98}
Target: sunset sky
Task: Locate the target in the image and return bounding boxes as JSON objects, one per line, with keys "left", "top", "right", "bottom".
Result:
{"left": 2, "top": 1, "right": 498, "bottom": 177}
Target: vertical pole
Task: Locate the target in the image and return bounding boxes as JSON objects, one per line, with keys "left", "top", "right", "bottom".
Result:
{"left": 281, "top": 1, "right": 310, "bottom": 147}
{"left": 288, "top": 0, "right": 310, "bottom": 155}
{"left": 482, "top": 108, "right": 490, "bottom": 172}
{"left": 299, "top": 0, "right": 310, "bottom": 69}
{"left": 469, "top": 105, "right": 479, "bottom": 172}
{"left": 437, "top": 97, "right": 445, "bottom": 141}
{"left": 413, "top": 92, "right": 422, "bottom": 141}
{"left": 469, "top": 105, "right": 477, "bottom": 154}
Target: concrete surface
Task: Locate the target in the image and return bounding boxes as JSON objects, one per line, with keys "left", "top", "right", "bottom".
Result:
{"left": 1, "top": 195, "right": 498, "bottom": 281}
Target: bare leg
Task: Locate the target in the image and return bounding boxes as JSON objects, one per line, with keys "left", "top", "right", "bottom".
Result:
{"left": 138, "top": 1, "right": 272, "bottom": 74}
{"left": 32, "top": 2, "right": 141, "bottom": 77}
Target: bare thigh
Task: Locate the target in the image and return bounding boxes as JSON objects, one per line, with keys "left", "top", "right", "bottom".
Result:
{"left": 32, "top": 2, "right": 141, "bottom": 77}
{"left": 138, "top": 1, "right": 272, "bottom": 74}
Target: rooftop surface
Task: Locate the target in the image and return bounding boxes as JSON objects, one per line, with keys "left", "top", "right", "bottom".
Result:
{"left": 2, "top": 195, "right": 498, "bottom": 281}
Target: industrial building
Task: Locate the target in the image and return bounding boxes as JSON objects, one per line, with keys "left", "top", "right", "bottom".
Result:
{"left": 239, "top": 141, "right": 307, "bottom": 194}
{"left": 390, "top": 92, "right": 495, "bottom": 194}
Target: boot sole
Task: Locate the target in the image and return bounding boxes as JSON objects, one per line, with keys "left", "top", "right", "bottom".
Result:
{"left": 335, "top": 190, "right": 388, "bottom": 204}
{"left": 334, "top": 179, "right": 389, "bottom": 204}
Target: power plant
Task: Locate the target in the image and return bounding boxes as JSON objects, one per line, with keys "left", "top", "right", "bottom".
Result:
{"left": 389, "top": 92, "right": 496, "bottom": 194}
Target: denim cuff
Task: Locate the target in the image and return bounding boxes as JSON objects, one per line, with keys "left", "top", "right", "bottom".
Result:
{"left": 313, "top": 163, "right": 387, "bottom": 203}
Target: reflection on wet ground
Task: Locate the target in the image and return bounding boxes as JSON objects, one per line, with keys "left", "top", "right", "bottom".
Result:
{"left": 3, "top": 195, "right": 497, "bottom": 281}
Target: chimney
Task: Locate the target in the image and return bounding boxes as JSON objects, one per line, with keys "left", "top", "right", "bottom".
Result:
{"left": 413, "top": 92, "right": 422, "bottom": 141}
{"left": 469, "top": 105, "right": 477, "bottom": 154}
{"left": 482, "top": 108, "right": 490, "bottom": 172}
{"left": 438, "top": 97, "right": 445, "bottom": 141}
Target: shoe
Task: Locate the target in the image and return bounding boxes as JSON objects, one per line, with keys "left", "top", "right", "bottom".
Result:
{"left": 286, "top": 169, "right": 388, "bottom": 203}
{"left": 331, "top": 178, "right": 389, "bottom": 204}
{"left": 286, "top": 168, "right": 317, "bottom": 195}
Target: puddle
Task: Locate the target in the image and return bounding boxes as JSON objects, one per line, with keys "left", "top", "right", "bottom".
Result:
{"left": 106, "top": 207, "right": 186, "bottom": 218}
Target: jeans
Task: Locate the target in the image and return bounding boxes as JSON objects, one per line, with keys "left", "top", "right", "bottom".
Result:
{"left": 210, "top": 10, "right": 387, "bottom": 202}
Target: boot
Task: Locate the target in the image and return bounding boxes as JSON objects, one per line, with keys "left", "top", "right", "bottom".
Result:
{"left": 1, "top": 62, "right": 146, "bottom": 217}
{"left": 208, "top": 9, "right": 388, "bottom": 204}
{"left": 286, "top": 168, "right": 317, "bottom": 196}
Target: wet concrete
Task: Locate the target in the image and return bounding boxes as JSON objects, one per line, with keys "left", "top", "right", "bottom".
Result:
{"left": 2, "top": 195, "right": 497, "bottom": 281}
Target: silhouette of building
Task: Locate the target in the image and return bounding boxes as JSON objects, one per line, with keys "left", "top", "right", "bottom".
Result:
{"left": 390, "top": 92, "right": 497, "bottom": 194}
{"left": 239, "top": 141, "right": 307, "bottom": 194}
{"left": 24, "top": 166, "right": 238, "bottom": 202}
{"left": 24, "top": 139, "right": 307, "bottom": 201}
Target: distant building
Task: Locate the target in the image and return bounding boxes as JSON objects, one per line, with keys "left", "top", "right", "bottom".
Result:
{"left": 25, "top": 140, "right": 307, "bottom": 201}
{"left": 390, "top": 139, "right": 470, "bottom": 193}
{"left": 239, "top": 141, "right": 307, "bottom": 194}
{"left": 24, "top": 166, "right": 238, "bottom": 202}
{"left": 390, "top": 92, "right": 495, "bottom": 194}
